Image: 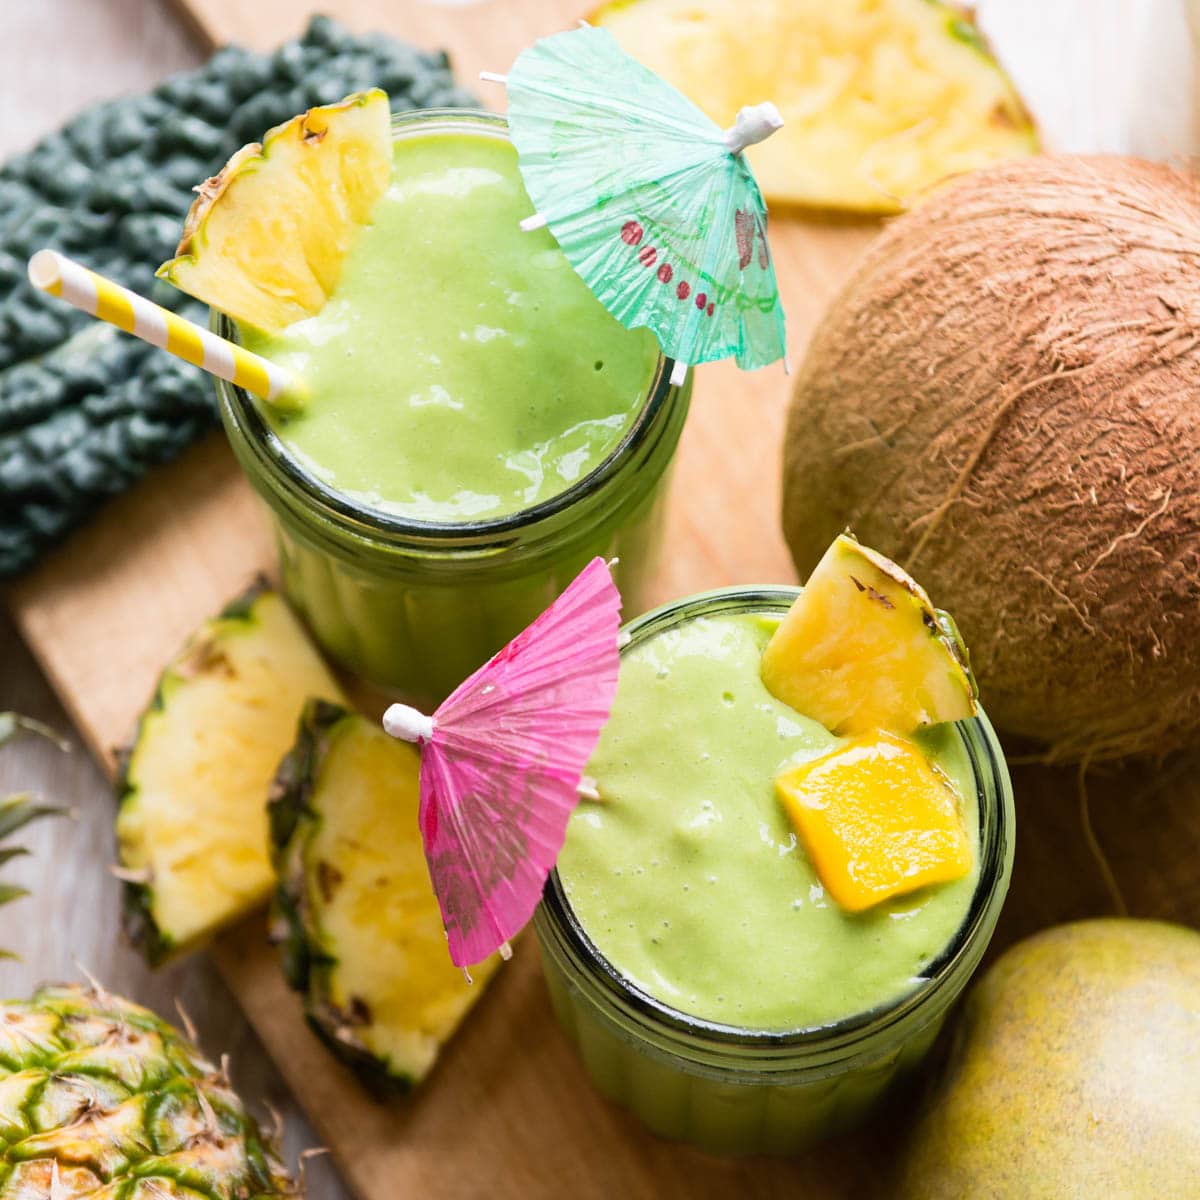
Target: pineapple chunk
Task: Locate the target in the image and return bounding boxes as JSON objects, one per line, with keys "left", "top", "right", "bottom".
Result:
{"left": 157, "top": 89, "right": 392, "bottom": 333}
{"left": 270, "top": 702, "right": 500, "bottom": 1089}
{"left": 116, "top": 583, "right": 344, "bottom": 964}
{"left": 591, "top": 0, "right": 1037, "bottom": 213}
{"left": 762, "top": 533, "right": 975, "bottom": 736}
{"left": 776, "top": 730, "right": 972, "bottom": 912}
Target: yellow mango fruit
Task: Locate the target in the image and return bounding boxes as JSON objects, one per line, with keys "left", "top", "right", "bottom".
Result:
{"left": 776, "top": 730, "right": 972, "bottom": 912}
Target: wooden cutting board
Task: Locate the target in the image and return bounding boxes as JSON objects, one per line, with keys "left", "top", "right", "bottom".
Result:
{"left": 8, "top": 2, "right": 1200, "bottom": 1196}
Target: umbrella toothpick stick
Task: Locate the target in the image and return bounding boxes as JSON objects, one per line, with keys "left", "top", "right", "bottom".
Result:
{"left": 384, "top": 702, "right": 603, "bottom": 804}
{"left": 378, "top": 558, "right": 622, "bottom": 970}
{"left": 27, "top": 249, "right": 307, "bottom": 412}
{"left": 480, "top": 72, "right": 551, "bottom": 237}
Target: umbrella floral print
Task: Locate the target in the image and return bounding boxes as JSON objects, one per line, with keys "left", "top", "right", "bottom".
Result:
{"left": 493, "top": 25, "right": 788, "bottom": 382}
{"left": 384, "top": 559, "right": 622, "bottom": 970}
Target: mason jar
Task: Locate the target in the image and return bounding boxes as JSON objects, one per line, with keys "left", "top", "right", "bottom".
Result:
{"left": 215, "top": 109, "right": 691, "bottom": 706}
{"left": 534, "top": 587, "right": 1014, "bottom": 1156}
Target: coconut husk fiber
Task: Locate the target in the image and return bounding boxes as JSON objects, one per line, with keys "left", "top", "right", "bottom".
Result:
{"left": 782, "top": 155, "right": 1200, "bottom": 763}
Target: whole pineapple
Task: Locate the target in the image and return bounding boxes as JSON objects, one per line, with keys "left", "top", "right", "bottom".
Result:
{"left": 0, "top": 716, "right": 298, "bottom": 1197}
{"left": 0, "top": 984, "right": 299, "bottom": 1198}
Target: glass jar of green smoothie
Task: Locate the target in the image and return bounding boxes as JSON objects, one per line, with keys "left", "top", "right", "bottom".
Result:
{"left": 535, "top": 587, "right": 1014, "bottom": 1156}
{"left": 215, "top": 109, "right": 690, "bottom": 705}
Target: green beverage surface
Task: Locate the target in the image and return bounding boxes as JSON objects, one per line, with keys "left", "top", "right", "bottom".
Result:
{"left": 243, "top": 131, "right": 660, "bottom": 522}
{"left": 558, "top": 612, "right": 981, "bottom": 1031}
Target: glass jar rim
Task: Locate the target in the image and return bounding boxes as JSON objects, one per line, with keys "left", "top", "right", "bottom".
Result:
{"left": 215, "top": 106, "right": 679, "bottom": 545}
{"left": 538, "top": 585, "right": 1013, "bottom": 1059}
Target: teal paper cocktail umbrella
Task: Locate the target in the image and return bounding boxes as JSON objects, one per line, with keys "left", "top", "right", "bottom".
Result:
{"left": 485, "top": 26, "right": 787, "bottom": 386}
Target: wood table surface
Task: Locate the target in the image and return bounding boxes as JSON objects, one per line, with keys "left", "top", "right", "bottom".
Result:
{"left": 1, "top": 3, "right": 1197, "bottom": 1199}
{"left": 0, "top": 3, "right": 348, "bottom": 1195}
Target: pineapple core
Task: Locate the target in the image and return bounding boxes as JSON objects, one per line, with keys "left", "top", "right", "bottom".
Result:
{"left": 776, "top": 731, "right": 972, "bottom": 913}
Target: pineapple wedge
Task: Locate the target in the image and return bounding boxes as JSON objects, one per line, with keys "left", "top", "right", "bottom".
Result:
{"left": 591, "top": 0, "right": 1037, "bottom": 212}
{"left": 116, "top": 582, "right": 344, "bottom": 965}
{"left": 762, "top": 533, "right": 975, "bottom": 736}
{"left": 157, "top": 88, "right": 392, "bottom": 332}
{"left": 270, "top": 701, "right": 501, "bottom": 1090}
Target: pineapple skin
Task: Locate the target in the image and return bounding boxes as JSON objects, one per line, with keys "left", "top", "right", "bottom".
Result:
{"left": 269, "top": 701, "right": 500, "bottom": 1093}
{"left": 267, "top": 700, "right": 367, "bottom": 1081}
{"left": 0, "top": 984, "right": 298, "bottom": 1198}
{"left": 116, "top": 579, "right": 343, "bottom": 967}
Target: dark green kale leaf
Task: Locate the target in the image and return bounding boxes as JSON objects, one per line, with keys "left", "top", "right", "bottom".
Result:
{"left": 0, "top": 15, "right": 474, "bottom": 577}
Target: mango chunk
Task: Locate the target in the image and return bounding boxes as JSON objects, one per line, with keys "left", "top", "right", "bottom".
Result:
{"left": 776, "top": 730, "right": 972, "bottom": 913}
{"left": 762, "top": 533, "right": 976, "bottom": 737}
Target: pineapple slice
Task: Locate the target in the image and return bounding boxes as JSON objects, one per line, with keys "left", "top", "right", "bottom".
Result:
{"left": 116, "top": 582, "right": 344, "bottom": 965}
{"left": 776, "top": 730, "right": 972, "bottom": 912}
{"left": 591, "top": 0, "right": 1037, "bottom": 213}
{"left": 762, "top": 533, "right": 975, "bottom": 736}
{"left": 157, "top": 89, "right": 392, "bottom": 332}
{"left": 270, "top": 702, "right": 501, "bottom": 1090}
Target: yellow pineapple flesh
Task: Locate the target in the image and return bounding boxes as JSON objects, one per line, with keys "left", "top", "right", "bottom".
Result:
{"left": 761, "top": 533, "right": 976, "bottom": 736}
{"left": 157, "top": 88, "right": 392, "bottom": 332}
{"left": 592, "top": 0, "right": 1037, "bottom": 213}
{"left": 116, "top": 584, "right": 344, "bottom": 964}
{"left": 271, "top": 703, "right": 501, "bottom": 1089}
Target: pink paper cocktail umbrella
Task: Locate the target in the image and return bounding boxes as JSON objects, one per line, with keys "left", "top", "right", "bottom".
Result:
{"left": 383, "top": 557, "right": 622, "bottom": 969}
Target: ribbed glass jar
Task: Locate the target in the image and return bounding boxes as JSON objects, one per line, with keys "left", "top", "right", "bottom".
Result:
{"left": 215, "top": 109, "right": 691, "bottom": 706}
{"left": 535, "top": 586, "right": 1014, "bottom": 1156}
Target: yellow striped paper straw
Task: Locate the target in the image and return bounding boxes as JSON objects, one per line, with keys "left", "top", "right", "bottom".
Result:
{"left": 27, "top": 249, "right": 305, "bottom": 412}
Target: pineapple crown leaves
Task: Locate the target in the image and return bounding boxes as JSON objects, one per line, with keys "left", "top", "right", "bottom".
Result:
{"left": 0, "top": 794, "right": 67, "bottom": 958}
{"left": 1, "top": 711, "right": 71, "bottom": 958}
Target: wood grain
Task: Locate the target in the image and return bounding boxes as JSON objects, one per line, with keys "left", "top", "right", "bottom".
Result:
{"left": 6, "top": 1, "right": 1200, "bottom": 1197}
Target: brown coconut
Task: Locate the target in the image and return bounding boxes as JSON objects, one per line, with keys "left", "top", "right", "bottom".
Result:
{"left": 782, "top": 155, "right": 1200, "bottom": 763}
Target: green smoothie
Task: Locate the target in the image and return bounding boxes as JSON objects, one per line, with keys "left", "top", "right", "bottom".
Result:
{"left": 241, "top": 132, "right": 660, "bottom": 522}
{"left": 558, "top": 610, "right": 980, "bottom": 1030}
{"left": 536, "top": 588, "right": 1012, "bottom": 1155}
{"left": 218, "top": 111, "right": 689, "bottom": 702}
